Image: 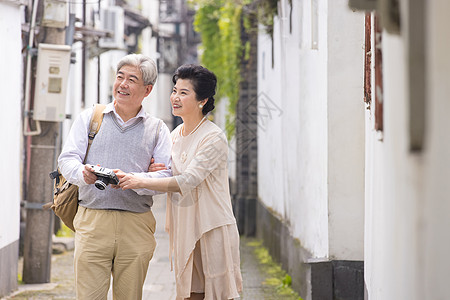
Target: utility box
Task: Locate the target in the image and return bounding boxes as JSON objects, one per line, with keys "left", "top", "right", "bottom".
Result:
{"left": 42, "top": 0, "right": 68, "bottom": 28}
{"left": 33, "top": 43, "right": 71, "bottom": 122}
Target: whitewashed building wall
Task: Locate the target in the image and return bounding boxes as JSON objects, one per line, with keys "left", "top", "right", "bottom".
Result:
{"left": 64, "top": 0, "right": 169, "bottom": 141}
{"left": 259, "top": 0, "right": 364, "bottom": 261}
{"left": 0, "top": 1, "right": 24, "bottom": 297}
{"left": 257, "top": 0, "right": 365, "bottom": 297}
{"left": 364, "top": 0, "right": 450, "bottom": 299}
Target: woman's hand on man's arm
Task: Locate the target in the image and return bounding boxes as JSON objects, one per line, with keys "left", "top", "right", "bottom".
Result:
{"left": 148, "top": 157, "right": 167, "bottom": 172}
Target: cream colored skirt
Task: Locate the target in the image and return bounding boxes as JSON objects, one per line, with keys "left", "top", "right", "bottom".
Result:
{"left": 176, "top": 224, "right": 243, "bottom": 300}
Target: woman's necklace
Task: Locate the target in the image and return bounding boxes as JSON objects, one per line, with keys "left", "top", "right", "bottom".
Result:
{"left": 180, "top": 117, "right": 206, "bottom": 163}
{"left": 181, "top": 116, "right": 206, "bottom": 137}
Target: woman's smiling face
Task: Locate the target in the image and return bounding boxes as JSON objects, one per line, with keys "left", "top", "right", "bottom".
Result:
{"left": 170, "top": 79, "right": 203, "bottom": 118}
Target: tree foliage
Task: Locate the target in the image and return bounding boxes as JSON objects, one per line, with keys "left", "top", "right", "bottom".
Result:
{"left": 191, "top": 0, "right": 279, "bottom": 137}
{"left": 192, "top": 0, "right": 243, "bottom": 138}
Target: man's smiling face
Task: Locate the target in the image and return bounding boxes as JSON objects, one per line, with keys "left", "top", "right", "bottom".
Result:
{"left": 113, "top": 65, "right": 152, "bottom": 109}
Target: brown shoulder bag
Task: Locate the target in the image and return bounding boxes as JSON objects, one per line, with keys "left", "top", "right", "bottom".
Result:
{"left": 45, "top": 104, "right": 106, "bottom": 231}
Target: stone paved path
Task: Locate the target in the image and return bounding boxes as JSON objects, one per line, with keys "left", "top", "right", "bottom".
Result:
{"left": 6, "top": 195, "right": 294, "bottom": 300}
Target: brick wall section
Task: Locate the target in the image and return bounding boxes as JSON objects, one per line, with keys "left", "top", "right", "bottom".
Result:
{"left": 233, "top": 8, "right": 259, "bottom": 236}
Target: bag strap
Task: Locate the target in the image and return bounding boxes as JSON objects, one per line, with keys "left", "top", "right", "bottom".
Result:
{"left": 46, "top": 104, "right": 106, "bottom": 208}
{"left": 83, "top": 104, "right": 106, "bottom": 163}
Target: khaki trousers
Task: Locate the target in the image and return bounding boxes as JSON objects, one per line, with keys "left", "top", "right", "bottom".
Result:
{"left": 73, "top": 206, "right": 156, "bottom": 300}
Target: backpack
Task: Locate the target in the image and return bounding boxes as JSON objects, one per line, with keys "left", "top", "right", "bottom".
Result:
{"left": 45, "top": 104, "right": 106, "bottom": 231}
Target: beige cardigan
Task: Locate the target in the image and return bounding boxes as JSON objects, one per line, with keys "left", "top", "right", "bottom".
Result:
{"left": 166, "top": 120, "right": 242, "bottom": 299}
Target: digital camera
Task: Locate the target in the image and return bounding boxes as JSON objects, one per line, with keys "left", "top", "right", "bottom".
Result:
{"left": 88, "top": 165, "right": 120, "bottom": 190}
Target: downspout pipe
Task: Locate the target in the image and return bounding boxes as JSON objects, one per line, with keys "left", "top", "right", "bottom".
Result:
{"left": 23, "top": 0, "right": 41, "bottom": 136}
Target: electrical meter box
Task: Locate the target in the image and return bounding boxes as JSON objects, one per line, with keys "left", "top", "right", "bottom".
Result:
{"left": 33, "top": 43, "right": 71, "bottom": 122}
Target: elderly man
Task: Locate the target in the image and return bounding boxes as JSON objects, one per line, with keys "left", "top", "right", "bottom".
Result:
{"left": 58, "top": 54, "right": 172, "bottom": 299}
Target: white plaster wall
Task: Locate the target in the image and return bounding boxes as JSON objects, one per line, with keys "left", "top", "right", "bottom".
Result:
{"left": 96, "top": 0, "right": 126, "bottom": 108}
{"left": 86, "top": 56, "right": 100, "bottom": 107}
{"left": 0, "top": 3, "right": 22, "bottom": 249}
{"left": 351, "top": 1, "right": 450, "bottom": 299}
{"left": 257, "top": 26, "right": 286, "bottom": 218}
{"left": 258, "top": 0, "right": 329, "bottom": 257}
{"left": 214, "top": 97, "right": 236, "bottom": 181}
{"left": 65, "top": 1, "right": 165, "bottom": 138}
{"left": 64, "top": 2, "right": 107, "bottom": 139}
{"left": 423, "top": 0, "right": 450, "bottom": 298}
{"left": 64, "top": 42, "right": 82, "bottom": 139}
{"left": 326, "top": 1, "right": 365, "bottom": 260}
{"left": 141, "top": 0, "right": 173, "bottom": 125}
{"left": 364, "top": 32, "right": 410, "bottom": 299}
{"left": 258, "top": 0, "right": 364, "bottom": 260}
{"left": 98, "top": 50, "right": 127, "bottom": 106}
{"left": 152, "top": 73, "right": 176, "bottom": 128}
{"left": 364, "top": 14, "right": 426, "bottom": 300}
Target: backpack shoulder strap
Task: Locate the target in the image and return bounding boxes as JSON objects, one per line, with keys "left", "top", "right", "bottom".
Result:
{"left": 84, "top": 104, "right": 106, "bottom": 162}
{"left": 89, "top": 104, "right": 106, "bottom": 141}
{"left": 46, "top": 104, "right": 106, "bottom": 209}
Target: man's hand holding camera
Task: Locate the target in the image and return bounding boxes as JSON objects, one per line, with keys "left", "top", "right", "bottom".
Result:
{"left": 83, "top": 165, "right": 99, "bottom": 185}
{"left": 84, "top": 158, "right": 166, "bottom": 191}
{"left": 84, "top": 164, "right": 120, "bottom": 190}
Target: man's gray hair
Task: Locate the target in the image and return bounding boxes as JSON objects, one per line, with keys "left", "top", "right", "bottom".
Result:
{"left": 117, "top": 54, "right": 158, "bottom": 86}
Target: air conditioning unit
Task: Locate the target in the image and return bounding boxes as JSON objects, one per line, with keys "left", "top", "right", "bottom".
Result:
{"left": 99, "top": 6, "right": 125, "bottom": 49}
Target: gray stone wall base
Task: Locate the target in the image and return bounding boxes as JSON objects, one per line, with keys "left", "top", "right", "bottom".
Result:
{"left": 256, "top": 200, "right": 364, "bottom": 300}
{"left": 234, "top": 195, "right": 257, "bottom": 237}
{"left": 0, "top": 240, "right": 19, "bottom": 298}
{"left": 309, "top": 260, "right": 364, "bottom": 300}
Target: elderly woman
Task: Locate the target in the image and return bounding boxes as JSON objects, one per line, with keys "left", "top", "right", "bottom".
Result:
{"left": 117, "top": 64, "right": 242, "bottom": 300}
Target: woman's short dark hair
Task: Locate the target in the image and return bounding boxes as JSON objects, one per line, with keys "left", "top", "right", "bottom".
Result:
{"left": 172, "top": 64, "right": 217, "bottom": 115}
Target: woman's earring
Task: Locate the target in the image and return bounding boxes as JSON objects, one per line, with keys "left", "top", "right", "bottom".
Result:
{"left": 199, "top": 104, "right": 204, "bottom": 109}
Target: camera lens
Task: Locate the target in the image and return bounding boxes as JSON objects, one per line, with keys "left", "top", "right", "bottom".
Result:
{"left": 94, "top": 177, "right": 108, "bottom": 190}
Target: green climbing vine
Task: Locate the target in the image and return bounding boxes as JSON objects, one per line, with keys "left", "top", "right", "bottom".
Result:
{"left": 191, "top": 0, "right": 242, "bottom": 138}
{"left": 191, "top": 0, "right": 279, "bottom": 138}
